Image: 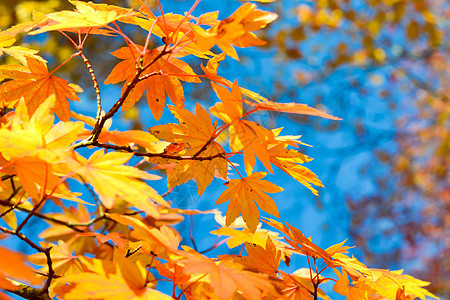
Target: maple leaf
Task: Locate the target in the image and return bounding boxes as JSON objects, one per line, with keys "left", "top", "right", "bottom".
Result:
{"left": 0, "top": 176, "right": 29, "bottom": 229}
{"left": 333, "top": 269, "right": 372, "bottom": 300}
{"left": 0, "top": 246, "right": 37, "bottom": 291}
{"left": 264, "top": 218, "right": 338, "bottom": 268}
{"left": 241, "top": 237, "right": 281, "bottom": 274}
{"left": 134, "top": 12, "right": 216, "bottom": 58}
{"left": 68, "top": 150, "right": 166, "bottom": 217}
{"left": 38, "top": 203, "right": 98, "bottom": 256}
{"left": 268, "top": 141, "right": 324, "bottom": 196}
{"left": 210, "top": 81, "right": 276, "bottom": 174}
{"left": 29, "top": 1, "right": 138, "bottom": 35}
{"left": 279, "top": 269, "right": 330, "bottom": 300}
{"left": 28, "top": 240, "right": 83, "bottom": 280}
{"left": 0, "top": 97, "right": 83, "bottom": 200}
{"left": 104, "top": 45, "right": 200, "bottom": 120}
{"left": 211, "top": 226, "right": 270, "bottom": 249}
{"left": 155, "top": 260, "right": 191, "bottom": 287}
{"left": 191, "top": 3, "right": 278, "bottom": 60}
{"left": 0, "top": 57, "right": 80, "bottom": 121}
{"left": 107, "top": 214, "right": 181, "bottom": 257}
{"left": 59, "top": 250, "right": 171, "bottom": 300}
{"left": 202, "top": 53, "right": 342, "bottom": 124}
{"left": 0, "top": 28, "right": 47, "bottom": 65}
{"left": 216, "top": 172, "right": 283, "bottom": 233}
{"left": 181, "top": 251, "right": 277, "bottom": 300}
{"left": 247, "top": 100, "right": 341, "bottom": 120}
{"left": 150, "top": 104, "right": 227, "bottom": 194}
{"left": 365, "top": 269, "right": 439, "bottom": 300}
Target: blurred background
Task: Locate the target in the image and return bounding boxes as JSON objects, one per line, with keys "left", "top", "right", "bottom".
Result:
{"left": 1, "top": 0, "right": 448, "bottom": 298}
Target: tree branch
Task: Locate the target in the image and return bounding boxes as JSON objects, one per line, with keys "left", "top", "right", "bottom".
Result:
{"left": 0, "top": 226, "right": 54, "bottom": 298}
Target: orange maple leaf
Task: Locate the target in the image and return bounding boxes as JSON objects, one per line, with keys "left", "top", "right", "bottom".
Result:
{"left": 0, "top": 57, "right": 80, "bottom": 121}
{"left": 0, "top": 246, "right": 36, "bottom": 291}
{"left": 241, "top": 237, "right": 281, "bottom": 274}
{"left": 247, "top": 100, "right": 341, "bottom": 120}
{"left": 181, "top": 251, "right": 276, "bottom": 300}
{"left": 59, "top": 250, "right": 171, "bottom": 300}
{"left": 216, "top": 172, "right": 283, "bottom": 233}
{"left": 264, "top": 218, "right": 337, "bottom": 268}
{"left": 191, "top": 3, "right": 278, "bottom": 60}
{"left": 268, "top": 141, "right": 324, "bottom": 195}
{"left": 0, "top": 97, "right": 83, "bottom": 200}
{"left": 135, "top": 11, "right": 217, "bottom": 58}
{"left": 107, "top": 214, "right": 181, "bottom": 258}
{"left": 150, "top": 104, "right": 227, "bottom": 194}
{"left": 210, "top": 81, "right": 276, "bottom": 174}
{"left": 104, "top": 45, "right": 200, "bottom": 120}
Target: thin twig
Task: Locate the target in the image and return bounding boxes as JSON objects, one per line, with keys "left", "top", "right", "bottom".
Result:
{"left": 189, "top": 215, "right": 198, "bottom": 251}
{"left": 0, "top": 226, "right": 54, "bottom": 297}
{"left": 78, "top": 50, "right": 102, "bottom": 123}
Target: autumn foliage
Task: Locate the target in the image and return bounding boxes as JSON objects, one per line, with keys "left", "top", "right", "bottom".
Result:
{"left": 0, "top": 1, "right": 440, "bottom": 299}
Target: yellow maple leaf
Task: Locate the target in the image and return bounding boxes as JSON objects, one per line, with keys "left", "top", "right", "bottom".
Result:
{"left": 29, "top": 1, "right": 137, "bottom": 35}
{"left": 68, "top": 150, "right": 166, "bottom": 217}
{"left": 268, "top": 141, "right": 324, "bottom": 195}
{"left": 0, "top": 96, "right": 83, "bottom": 200}
{"left": 0, "top": 29, "right": 47, "bottom": 64}
{"left": 28, "top": 240, "right": 83, "bottom": 281}
{"left": 59, "top": 250, "right": 171, "bottom": 300}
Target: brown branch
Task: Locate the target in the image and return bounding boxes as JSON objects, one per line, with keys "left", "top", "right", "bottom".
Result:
{"left": 79, "top": 50, "right": 102, "bottom": 122}
{"left": 0, "top": 226, "right": 54, "bottom": 298}
{"left": 92, "top": 142, "right": 225, "bottom": 161}
{"left": 16, "top": 195, "right": 50, "bottom": 234}
{"left": 7, "top": 281, "right": 51, "bottom": 300}
{"left": 0, "top": 199, "right": 107, "bottom": 232}
{"left": 1, "top": 174, "right": 14, "bottom": 181}
{"left": 192, "top": 137, "right": 214, "bottom": 158}
{"left": 73, "top": 47, "right": 171, "bottom": 150}
{"left": 189, "top": 215, "right": 198, "bottom": 252}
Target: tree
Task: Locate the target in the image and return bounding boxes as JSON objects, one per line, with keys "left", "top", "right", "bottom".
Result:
{"left": 0, "top": 1, "right": 441, "bottom": 299}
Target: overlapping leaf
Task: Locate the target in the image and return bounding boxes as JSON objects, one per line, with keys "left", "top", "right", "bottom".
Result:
{"left": 0, "top": 246, "right": 36, "bottom": 291}
{"left": 241, "top": 237, "right": 281, "bottom": 274}
{"left": 210, "top": 81, "right": 275, "bottom": 174}
{"left": 104, "top": 45, "right": 200, "bottom": 120}
{"left": 0, "top": 57, "right": 80, "bottom": 121}
{"left": 191, "top": 3, "right": 278, "bottom": 60}
{"left": 0, "top": 97, "right": 83, "bottom": 200}
{"left": 0, "top": 29, "right": 46, "bottom": 65}
{"left": 68, "top": 150, "right": 166, "bottom": 216}
{"left": 181, "top": 251, "right": 277, "bottom": 300}
{"left": 150, "top": 104, "right": 227, "bottom": 195}
{"left": 134, "top": 11, "right": 217, "bottom": 58}
{"left": 29, "top": 1, "right": 137, "bottom": 35}
{"left": 59, "top": 250, "right": 171, "bottom": 300}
